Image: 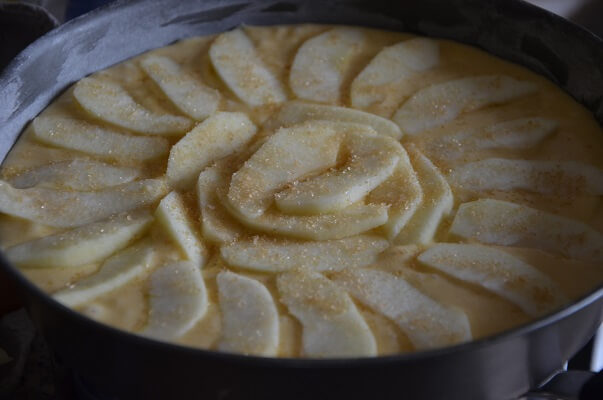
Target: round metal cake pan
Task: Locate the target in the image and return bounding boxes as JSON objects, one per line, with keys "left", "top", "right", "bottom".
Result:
{"left": 0, "top": 1, "right": 602, "bottom": 399}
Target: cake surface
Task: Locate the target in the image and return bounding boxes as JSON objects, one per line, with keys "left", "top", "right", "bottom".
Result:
{"left": 1, "top": 25, "right": 602, "bottom": 358}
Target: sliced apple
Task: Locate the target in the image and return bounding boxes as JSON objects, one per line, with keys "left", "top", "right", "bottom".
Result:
{"left": 277, "top": 268, "right": 377, "bottom": 357}
{"left": 140, "top": 55, "right": 220, "bottom": 120}
{"left": 448, "top": 159, "right": 603, "bottom": 196}
{"left": 209, "top": 29, "right": 286, "bottom": 106}
{"left": 166, "top": 112, "right": 256, "bottom": 189}
{"left": 290, "top": 27, "right": 366, "bottom": 104}
{"left": 10, "top": 159, "right": 141, "bottom": 191}
{"left": 155, "top": 191, "right": 208, "bottom": 267}
{"left": 367, "top": 147, "right": 423, "bottom": 240}
{"left": 73, "top": 77, "right": 192, "bottom": 135}
{"left": 275, "top": 132, "right": 401, "bottom": 214}
{"left": 217, "top": 271, "right": 279, "bottom": 356}
{"left": 32, "top": 116, "right": 170, "bottom": 162}
{"left": 226, "top": 200, "right": 389, "bottom": 241}
{"left": 6, "top": 210, "right": 152, "bottom": 269}
{"left": 418, "top": 243, "right": 567, "bottom": 316}
{"left": 333, "top": 268, "right": 472, "bottom": 350}
{"left": 395, "top": 146, "right": 453, "bottom": 244}
{"left": 449, "top": 199, "right": 603, "bottom": 263}
{"left": 197, "top": 163, "right": 245, "bottom": 244}
{"left": 228, "top": 121, "right": 341, "bottom": 219}
{"left": 141, "top": 261, "right": 208, "bottom": 340}
{"left": 425, "top": 117, "right": 558, "bottom": 162}
{"left": 220, "top": 235, "right": 388, "bottom": 273}
{"left": 0, "top": 178, "right": 168, "bottom": 228}
{"left": 200, "top": 203, "right": 242, "bottom": 244}
{"left": 351, "top": 38, "right": 439, "bottom": 109}
{"left": 393, "top": 75, "right": 537, "bottom": 135}
{"left": 271, "top": 101, "right": 402, "bottom": 139}
{"left": 479, "top": 117, "right": 558, "bottom": 149}
{"left": 53, "top": 242, "right": 155, "bottom": 307}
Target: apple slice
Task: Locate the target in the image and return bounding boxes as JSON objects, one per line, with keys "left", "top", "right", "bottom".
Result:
{"left": 209, "top": 29, "right": 286, "bottom": 106}
{"left": 426, "top": 117, "right": 558, "bottom": 162}
{"left": 73, "top": 77, "right": 192, "bottom": 135}
{"left": 271, "top": 101, "right": 402, "bottom": 139}
{"left": 220, "top": 235, "right": 388, "bottom": 273}
{"left": 140, "top": 55, "right": 221, "bottom": 120}
{"left": 395, "top": 146, "right": 453, "bottom": 244}
{"left": 479, "top": 117, "right": 558, "bottom": 149}
{"left": 0, "top": 178, "right": 168, "bottom": 228}
{"left": 10, "top": 159, "right": 140, "bottom": 191}
{"left": 393, "top": 75, "right": 537, "bottom": 135}
{"left": 277, "top": 268, "right": 377, "bottom": 357}
{"left": 290, "top": 27, "right": 366, "bottom": 104}
{"left": 6, "top": 210, "right": 152, "bottom": 269}
{"left": 32, "top": 116, "right": 170, "bottom": 162}
{"left": 274, "top": 132, "right": 401, "bottom": 214}
{"left": 228, "top": 121, "right": 341, "bottom": 219}
{"left": 367, "top": 147, "right": 423, "bottom": 240}
{"left": 53, "top": 242, "right": 155, "bottom": 307}
{"left": 197, "top": 163, "right": 245, "bottom": 244}
{"left": 217, "top": 271, "right": 279, "bottom": 356}
{"left": 155, "top": 192, "right": 208, "bottom": 267}
{"left": 227, "top": 201, "right": 389, "bottom": 241}
{"left": 167, "top": 112, "right": 257, "bottom": 189}
{"left": 418, "top": 243, "right": 567, "bottom": 316}
{"left": 351, "top": 38, "right": 439, "bottom": 109}
{"left": 333, "top": 268, "right": 472, "bottom": 350}
{"left": 141, "top": 261, "right": 208, "bottom": 340}
{"left": 449, "top": 199, "right": 603, "bottom": 263}
{"left": 448, "top": 159, "right": 603, "bottom": 195}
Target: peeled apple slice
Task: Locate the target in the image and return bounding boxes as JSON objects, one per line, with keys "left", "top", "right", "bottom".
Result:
{"left": 155, "top": 192, "right": 208, "bottom": 267}
{"left": 418, "top": 243, "right": 567, "bottom": 316}
{"left": 10, "top": 159, "right": 140, "bottom": 191}
{"left": 396, "top": 146, "right": 453, "bottom": 244}
{"left": 140, "top": 55, "right": 220, "bottom": 120}
{"left": 272, "top": 101, "right": 402, "bottom": 139}
{"left": 227, "top": 201, "right": 389, "bottom": 241}
{"left": 197, "top": 163, "right": 244, "bottom": 244}
{"left": 393, "top": 75, "right": 538, "bottom": 135}
{"left": 290, "top": 27, "right": 366, "bottom": 104}
{"left": 6, "top": 210, "right": 152, "bottom": 269}
{"left": 333, "top": 268, "right": 472, "bottom": 350}
{"left": 367, "top": 147, "right": 423, "bottom": 240}
{"left": 209, "top": 29, "right": 286, "bottom": 106}
{"left": 220, "top": 235, "right": 389, "bottom": 273}
{"left": 449, "top": 199, "right": 603, "bottom": 263}
{"left": 426, "top": 117, "right": 558, "bottom": 162}
{"left": 228, "top": 121, "right": 341, "bottom": 218}
{"left": 479, "top": 117, "right": 558, "bottom": 149}
{"left": 217, "top": 271, "right": 279, "bottom": 356}
{"left": 167, "top": 112, "right": 257, "bottom": 189}
{"left": 32, "top": 116, "right": 170, "bottom": 162}
{"left": 277, "top": 269, "right": 377, "bottom": 357}
{"left": 73, "top": 77, "right": 192, "bottom": 135}
{"left": 53, "top": 242, "right": 155, "bottom": 307}
{"left": 351, "top": 38, "right": 440, "bottom": 109}
{"left": 274, "top": 132, "right": 401, "bottom": 214}
{"left": 448, "top": 159, "right": 603, "bottom": 196}
{"left": 0, "top": 178, "right": 168, "bottom": 228}
{"left": 141, "top": 261, "right": 208, "bottom": 340}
